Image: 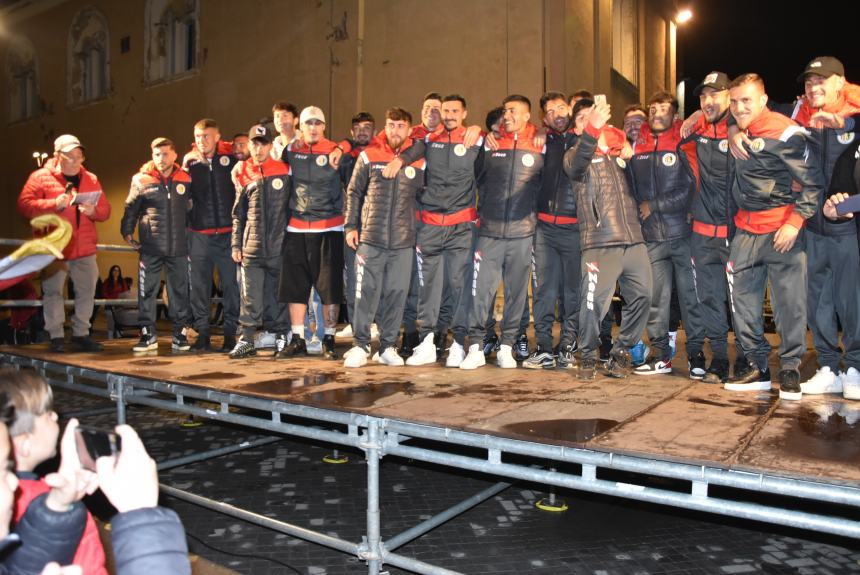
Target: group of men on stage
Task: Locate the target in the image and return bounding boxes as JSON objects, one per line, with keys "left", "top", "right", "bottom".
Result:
{"left": 17, "top": 56, "right": 860, "bottom": 402}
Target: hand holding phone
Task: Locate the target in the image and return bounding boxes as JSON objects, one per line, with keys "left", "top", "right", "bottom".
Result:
{"left": 594, "top": 94, "right": 607, "bottom": 106}
{"left": 834, "top": 193, "right": 860, "bottom": 217}
{"left": 75, "top": 425, "right": 121, "bottom": 472}
{"left": 43, "top": 419, "right": 100, "bottom": 512}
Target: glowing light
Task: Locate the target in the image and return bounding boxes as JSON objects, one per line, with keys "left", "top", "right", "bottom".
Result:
{"left": 676, "top": 9, "right": 692, "bottom": 23}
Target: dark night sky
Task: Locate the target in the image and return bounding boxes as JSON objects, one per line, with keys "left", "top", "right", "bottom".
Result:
{"left": 678, "top": 0, "right": 859, "bottom": 113}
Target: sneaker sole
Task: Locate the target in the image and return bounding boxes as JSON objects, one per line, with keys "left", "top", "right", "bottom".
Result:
{"left": 133, "top": 343, "right": 158, "bottom": 352}
{"left": 459, "top": 361, "right": 486, "bottom": 370}
{"left": 633, "top": 368, "right": 672, "bottom": 376}
{"left": 406, "top": 356, "right": 437, "bottom": 366}
{"left": 689, "top": 370, "right": 706, "bottom": 380}
{"left": 172, "top": 344, "right": 191, "bottom": 351}
{"left": 229, "top": 349, "right": 257, "bottom": 359}
{"left": 843, "top": 389, "right": 860, "bottom": 400}
{"left": 724, "top": 381, "right": 772, "bottom": 391}
{"left": 778, "top": 389, "right": 802, "bottom": 401}
{"left": 522, "top": 361, "right": 555, "bottom": 370}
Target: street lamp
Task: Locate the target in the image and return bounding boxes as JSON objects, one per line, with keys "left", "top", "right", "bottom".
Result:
{"left": 676, "top": 8, "right": 693, "bottom": 24}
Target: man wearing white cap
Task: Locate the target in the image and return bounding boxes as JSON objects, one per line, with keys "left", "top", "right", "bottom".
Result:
{"left": 277, "top": 106, "right": 350, "bottom": 359}
{"left": 18, "top": 134, "right": 111, "bottom": 352}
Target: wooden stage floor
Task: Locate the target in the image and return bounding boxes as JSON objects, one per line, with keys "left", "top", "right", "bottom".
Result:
{"left": 1, "top": 336, "right": 858, "bottom": 487}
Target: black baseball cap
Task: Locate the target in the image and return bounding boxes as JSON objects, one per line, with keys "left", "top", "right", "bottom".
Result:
{"left": 797, "top": 56, "right": 845, "bottom": 82}
{"left": 693, "top": 71, "right": 730, "bottom": 95}
{"left": 248, "top": 124, "right": 272, "bottom": 143}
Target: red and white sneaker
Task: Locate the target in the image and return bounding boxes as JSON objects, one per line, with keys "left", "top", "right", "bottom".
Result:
{"left": 633, "top": 356, "right": 673, "bottom": 375}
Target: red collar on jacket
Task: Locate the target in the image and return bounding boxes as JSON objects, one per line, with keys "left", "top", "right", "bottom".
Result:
{"left": 289, "top": 137, "right": 339, "bottom": 155}
{"left": 362, "top": 133, "right": 420, "bottom": 164}
{"left": 494, "top": 123, "right": 543, "bottom": 153}
{"left": 235, "top": 157, "right": 290, "bottom": 187}
{"left": 138, "top": 162, "right": 190, "bottom": 182}
{"left": 690, "top": 111, "right": 730, "bottom": 139}
{"left": 746, "top": 108, "right": 800, "bottom": 140}
{"left": 427, "top": 125, "right": 477, "bottom": 144}
{"left": 636, "top": 119, "right": 684, "bottom": 152}
{"left": 583, "top": 123, "right": 628, "bottom": 156}
{"left": 190, "top": 140, "right": 233, "bottom": 158}
{"left": 794, "top": 81, "right": 860, "bottom": 127}
{"left": 410, "top": 124, "right": 434, "bottom": 139}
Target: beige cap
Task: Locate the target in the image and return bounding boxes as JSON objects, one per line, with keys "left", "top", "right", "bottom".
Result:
{"left": 300, "top": 106, "right": 326, "bottom": 124}
{"left": 54, "top": 134, "right": 84, "bottom": 154}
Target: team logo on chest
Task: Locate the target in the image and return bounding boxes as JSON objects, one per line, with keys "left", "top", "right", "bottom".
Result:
{"left": 316, "top": 155, "right": 328, "bottom": 167}
{"left": 616, "top": 157, "right": 626, "bottom": 169}
{"left": 718, "top": 140, "right": 729, "bottom": 153}
{"left": 837, "top": 132, "right": 856, "bottom": 145}
{"left": 454, "top": 144, "right": 467, "bottom": 157}
{"left": 661, "top": 153, "right": 677, "bottom": 167}
{"left": 219, "top": 156, "right": 230, "bottom": 167}
{"left": 750, "top": 138, "right": 765, "bottom": 153}
{"left": 176, "top": 184, "right": 186, "bottom": 195}
{"left": 404, "top": 166, "right": 416, "bottom": 179}
{"left": 521, "top": 153, "right": 535, "bottom": 167}
{"left": 272, "top": 178, "right": 284, "bottom": 190}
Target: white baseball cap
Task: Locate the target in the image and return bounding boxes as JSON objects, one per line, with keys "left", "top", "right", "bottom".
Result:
{"left": 54, "top": 134, "right": 85, "bottom": 154}
{"left": 299, "top": 106, "right": 326, "bottom": 124}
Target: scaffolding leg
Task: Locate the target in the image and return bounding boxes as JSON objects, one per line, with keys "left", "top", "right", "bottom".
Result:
{"left": 323, "top": 448, "right": 349, "bottom": 464}
{"left": 364, "top": 420, "right": 382, "bottom": 574}
{"left": 535, "top": 467, "right": 568, "bottom": 512}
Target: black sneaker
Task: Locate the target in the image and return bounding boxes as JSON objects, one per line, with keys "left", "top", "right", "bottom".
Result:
{"left": 172, "top": 331, "right": 190, "bottom": 351}
{"left": 434, "top": 331, "right": 447, "bottom": 356}
{"left": 322, "top": 334, "right": 337, "bottom": 359}
{"left": 732, "top": 357, "right": 749, "bottom": 380}
{"left": 633, "top": 356, "right": 672, "bottom": 376}
{"left": 191, "top": 333, "right": 211, "bottom": 352}
{"left": 702, "top": 358, "right": 729, "bottom": 384}
{"left": 598, "top": 335, "right": 613, "bottom": 363}
{"left": 523, "top": 346, "right": 556, "bottom": 369}
{"left": 514, "top": 333, "right": 529, "bottom": 362}
{"left": 49, "top": 338, "right": 65, "bottom": 353}
{"left": 273, "top": 333, "right": 288, "bottom": 356}
{"left": 70, "top": 335, "right": 103, "bottom": 352}
{"left": 579, "top": 358, "right": 597, "bottom": 380}
{"left": 399, "top": 331, "right": 419, "bottom": 358}
{"left": 276, "top": 336, "right": 307, "bottom": 359}
{"left": 482, "top": 332, "right": 500, "bottom": 357}
{"left": 606, "top": 348, "right": 633, "bottom": 378}
{"left": 778, "top": 369, "right": 802, "bottom": 401}
{"left": 724, "top": 362, "right": 771, "bottom": 392}
{"left": 133, "top": 329, "right": 158, "bottom": 352}
{"left": 557, "top": 343, "right": 577, "bottom": 369}
{"left": 688, "top": 351, "right": 707, "bottom": 380}
{"left": 229, "top": 338, "right": 256, "bottom": 359}
{"left": 219, "top": 335, "right": 236, "bottom": 353}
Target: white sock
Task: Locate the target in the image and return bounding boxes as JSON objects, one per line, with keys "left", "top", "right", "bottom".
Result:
{"left": 325, "top": 327, "right": 336, "bottom": 336}
{"left": 291, "top": 325, "right": 304, "bottom": 337}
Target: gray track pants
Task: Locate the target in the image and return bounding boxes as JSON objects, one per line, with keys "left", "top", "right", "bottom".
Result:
{"left": 42, "top": 255, "right": 98, "bottom": 339}
{"left": 354, "top": 244, "right": 413, "bottom": 350}
{"left": 239, "top": 255, "right": 289, "bottom": 339}
{"left": 138, "top": 253, "right": 191, "bottom": 335}
{"left": 189, "top": 232, "right": 239, "bottom": 336}
{"left": 533, "top": 223, "right": 581, "bottom": 349}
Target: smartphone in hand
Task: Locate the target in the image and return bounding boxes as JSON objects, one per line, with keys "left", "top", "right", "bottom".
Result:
{"left": 594, "top": 94, "right": 607, "bottom": 106}
{"left": 75, "top": 426, "right": 121, "bottom": 471}
{"left": 835, "top": 194, "right": 860, "bottom": 217}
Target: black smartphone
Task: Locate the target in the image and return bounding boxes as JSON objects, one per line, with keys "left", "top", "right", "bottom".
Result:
{"left": 74, "top": 426, "right": 121, "bottom": 471}
{"left": 835, "top": 194, "right": 860, "bottom": 217}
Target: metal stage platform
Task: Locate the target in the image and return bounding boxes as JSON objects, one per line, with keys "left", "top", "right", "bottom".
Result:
{"left": 1, "top": 339, "right": 858, "bottom": 574}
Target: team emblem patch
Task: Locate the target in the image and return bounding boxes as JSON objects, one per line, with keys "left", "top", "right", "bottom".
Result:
{"left": 837, "top": 132, "right": 855, "bottom": 145}
{"left": 176, "top": 184, "right": 186, "bottom": 195}
{"left": 219, "top": 156, "right": 230, "bottom": 167}
{"left": 718, "top": 140, "right": 729, "bottom": 153}
{"left": 750, "top": 138, "right": 765, "bottom": 153}
{"left": 704, "top": 72, "right": 719, "bottom": 85}
{"left": 316, "top": 155, "right": 328, "bottom": 167}
{"left": 616, "top": 157, "right": 626, "bottom": 169}
{"left": 521, "top": 153, "right": 535, "bottom": 167}
{"left": 404, "top": 166, "right": 416, "bottom": 179}
{"left": 272, "top": 178, "right": 284, "bottom": 190}
{"left": 662, "top": 153, "right": 677, "bottom": 167}
{"left": 454, "top": 144, "right": 467, "bottom": 157}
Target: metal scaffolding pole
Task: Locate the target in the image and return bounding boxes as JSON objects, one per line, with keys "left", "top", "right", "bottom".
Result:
{"left": 156, "top": 437, "right": 283, "bottom": 471}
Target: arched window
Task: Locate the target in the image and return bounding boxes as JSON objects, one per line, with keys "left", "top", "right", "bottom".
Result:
{"left": 612, "top": 0, "right": 639, "bottom": 86}
{"left": 68, "top": 7, "right": 110, "bottom": 105}
{"left": 145, "top": 0, "right": 198, "bottom": 84}
{"left": 5, "top": 36, "right": 39, "bottom": 123}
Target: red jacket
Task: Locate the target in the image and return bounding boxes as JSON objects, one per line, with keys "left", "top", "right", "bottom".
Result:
{"left": 17, "top": 158, "right": 111, "bottom": 261}
{"left": 14, "top": 475, "right": 108, "bottom": 575}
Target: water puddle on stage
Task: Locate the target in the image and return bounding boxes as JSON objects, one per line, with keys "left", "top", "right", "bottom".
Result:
{"left": 129, "top": 359, "right": 173, "bottom": 366}
{"left": 177, "top": 372, "right": 245, "bottom": 381}
{"left": 687, "top": 395, "right": 777, "bottom": 417}
{"left": 776, "top": 404, "right": 860, "bottom": 463}
{"left": 236, "top": 372, "right": 345, "bottom": 396}
{"left": 501, "top": 418, "right": 619, "bottom": 444}
{"left": 304, "top": 381, "right": 417, "bottom": 408}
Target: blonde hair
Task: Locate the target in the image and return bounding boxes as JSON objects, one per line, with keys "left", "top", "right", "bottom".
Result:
{"left": 0, "top": 370, "right": 53, "bottom": 437}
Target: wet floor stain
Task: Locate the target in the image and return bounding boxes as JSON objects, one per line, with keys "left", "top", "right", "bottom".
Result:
{"left": 177, "top": 372, "right": 245, "bottom": 382}
{"left": 304, "top": 381, "right": 416, "bottom": 409}
{"left": 687, "top": 397, "right": 730, "bottom": 408}
{"left": 775, "top": 404, "right": 860, "bottom": 463}
{"left": 130, "top": 359, "right": 173, "bottom": 366}
{"left": 501, "top": 418, "right": 619, "bottom": 443}
{"left": 236, "top": 372, "right": 345, "bottom": 396}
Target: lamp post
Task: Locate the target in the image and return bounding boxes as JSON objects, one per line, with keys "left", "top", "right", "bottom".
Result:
{"left": 675, "top": 7, "right": 693, "bottom": 118}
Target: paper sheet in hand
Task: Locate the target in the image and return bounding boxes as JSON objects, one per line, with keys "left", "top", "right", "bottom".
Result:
{"left": 71, "top": 191, "right": 102, "bottom": 206}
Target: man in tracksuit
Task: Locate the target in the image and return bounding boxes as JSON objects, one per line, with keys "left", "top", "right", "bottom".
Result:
{"left": 685, "top": 72, "right": 748, "bottom": 383}
{"left": 564, "top": 99, "right": 651, "bottom": 379}
{"left": 723, "top": 73, "right": 825, "bottom": 400}
{"left": 523, "top": 91, "right": 580, "bottom": 370}
{"left": 121, "top": 137, "right": 192, "bottom": 353}
{"left": 789, "top": 57, "right": 860, "bottom": 396}
{"left": 821, "top": 135, "right": 860, "bottom": 400}
{"left": 628, "top": 92, "right": 706, "bottom": 378}
{"left": 278, "top": 106, "right": 348, "bottom": 359}
{"left": 184, "top": 119, "right": 240, "bottom": 352}
{"left": 228, "top": 125, "right": 291, "bottom": 359}
{"left": 459, "top": 94, "right": 543, "bottom": 370}
{"left": 343, "top": 108, "right": 425, "bottom": 367}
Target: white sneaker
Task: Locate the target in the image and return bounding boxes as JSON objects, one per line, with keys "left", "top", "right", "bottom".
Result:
{"left": 800, "top": 366, "right": 843, "bottom": 395}
{"left": 842, "top": 367, "right": 860, "bottom": 400}
{"left": 496, "top": 344, "right": 517, "bottom": 369}
{"left": 343, "top": 345, "right": 369, "bottom": 368}
{"left": 370, "top": 324, "right": 380, "bottom": 340}
{"left": 445, "top": 341, "right": 466, "bottom": 368}
{"left": 307, "top": 336, "right": 323, "bottom": 355}
{"left": 459, "top": 344, "right": 486, "bottom": 370}
{"left": 335, "top": 324, "right": 353, "bottom": 338}
{"left": 254, "top": 331, "right": 277, "bottom": 350}
{"left": 378, "top": 346, "right": 405, "bottom": 366}
{"left": 406, "top": 333, "right": 436, "bottom": 366}
{"left": 372, "top": 350, "right": 380, "bottom": 362}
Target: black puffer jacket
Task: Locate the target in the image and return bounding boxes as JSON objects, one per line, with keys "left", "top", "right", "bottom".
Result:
{"left": 283, "top": 137, "right": 343, "bottom": 224}
{"left": 186, "top": 141, "right": 237, "bottom": 232}
{"left": 121, "top": 162, "right": 191, "bottom": 257}
{"left": 627, "top": 121, "right": 695, "bottom": 241}
{"left": 538, "top": 127, "right": 579, "bottom": 221}
{"left": 689, "top": 113, "right": 732, "bottom": 227}
{"left": 232, "top": 157, "right": 291, "bottom": 258}
{"left": 564, "top": 123, "right": 644, "bottom": 250}
{"left": 110, "top": 507, "right": 191, "bottom": 575}
{"left": 476, "top": 124, "right": 543, "bottom": 239}
{"left": 344, "top": 136, "right": 424, "bottom": 249}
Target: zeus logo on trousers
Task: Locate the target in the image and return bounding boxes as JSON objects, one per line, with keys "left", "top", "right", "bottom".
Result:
{"left": 355, "top": 254, "right": 366, "bottom": 300}
{"left": 585, "top": 262, "right": 599, "bottom": 310}
{"left": 471, "top": 251, "right": 482, "bottom": 297}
